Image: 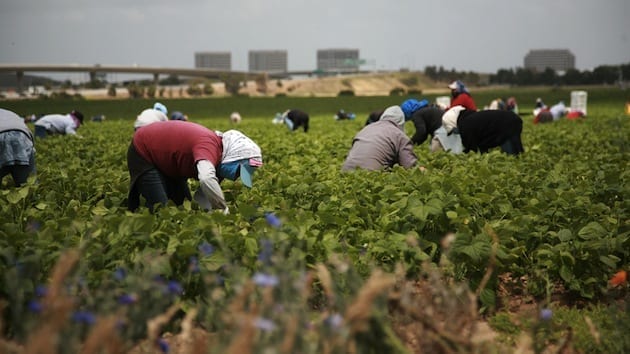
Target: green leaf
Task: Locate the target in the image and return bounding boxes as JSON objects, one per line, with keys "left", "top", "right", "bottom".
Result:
{"left": 91, "top": 205, "right": 109, "bottom": 216}
{"left": 559, "top": 265, "right": 573, "bottom": 282}
{"left": 166, "top": 237, "right": 180, "bottom": 255}
{"left": 200, "top": 251, "right": 228, "bottom": 272}
{"left": 577, "top": 222, "right": 606, "bottom": 240}
{"left": 557, "top": 229, "right": 573, "bottom": 242}
{"left": 479, "top": 288, "right": 496, "bottom": 309}
{"left": 244, "top": 237, "right": 258, "bottom": 257}
{"left": 599, "top": 255, "right": 619, "bottom": 269}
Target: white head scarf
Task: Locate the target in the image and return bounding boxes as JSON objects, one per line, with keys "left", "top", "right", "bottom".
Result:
{"left": 218, "top": 130, "right": 263, "bottom": 164}
{"left": 442, "top": 105, "right": 466, "bottom": 134}
{"left": 379, "top": 105, "right": 406, "bottom": 131}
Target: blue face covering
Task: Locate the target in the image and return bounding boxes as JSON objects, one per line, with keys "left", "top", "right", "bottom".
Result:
{"left": 219, "top": 161, "right": 241, "bottom": 181}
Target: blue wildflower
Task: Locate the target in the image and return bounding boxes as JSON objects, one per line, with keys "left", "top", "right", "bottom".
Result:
{"left": 540, "top": 308, "right": 553, "bottom": 321}
{"left": 258, "top": 239, "right": 274, "bottom": 265}
{"left": 167, "top": 281, "right": 183, "bottom": 295}
{"left": 189, "top": 256, "right": 200, "bottom": 273}
{"left": 113, "top": 268, "right": 126, "bottom": 281}
{"left": 26, "top": 220, "right": 41, "bottom": 232}
{"left": 72, "top": 311, "right": 96, "bottom": 325}
{"left": 198, "top": 242, "right": 214, "bottom": 256}
{"left": 118, "top": 293, "right": 138, "bottom": 305}
{"left": 264, "top": 212, "right": 282, "bottom": 228}
{"left": 324, "top": 313, "right": 344, "bottom": 329}
{"left": 35, "top": 285, "right": 48, "bottom": 297}
{"left": 156, "top": 338, "right": 170, "bottom": 353}
{"left": 252, "top": 273, "right": 279, "bottom": 287}
{"left": 254, "top": 317, "right": 277, "bottom": 332}
{"left": 28, "top": 300, "right": 43, "bottom": 313}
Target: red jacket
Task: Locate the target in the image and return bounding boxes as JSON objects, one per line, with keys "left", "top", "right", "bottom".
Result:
{"left": 450, "top": 93, "right": 477, "bottom": 111}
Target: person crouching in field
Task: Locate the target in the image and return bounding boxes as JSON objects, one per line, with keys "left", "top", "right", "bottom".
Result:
{"left": 127, "top": 121, "right": 263, "bottom": 213}
{"left": 283, "top": 109, "right": 309, "bottom": 132}
{"left": 34, "top": 110, "right": 84, "bottom": 138}
{"left": 170, "top": 111, "right": 188, "bottom": 121}
{"left": 442, "top": 106, "right": 524, "bottom": 156}
{"left": 0, "top": 108, "right": 36, "bottom": 187}
{"left": 342, "top": 106, "right": 423, "bottom": 171}
{"left": 364, "top": 110, "right": 384, "bottom": 126}
{"left": 400, "top": 98, "right": 464, "bottom": 154}
{"left": 134, "top": 102, "right": 168, "bottom": 130}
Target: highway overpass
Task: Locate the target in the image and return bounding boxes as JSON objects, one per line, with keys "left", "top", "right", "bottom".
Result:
{"left": 0, "top": 63, "right": 365, "bottom": 92}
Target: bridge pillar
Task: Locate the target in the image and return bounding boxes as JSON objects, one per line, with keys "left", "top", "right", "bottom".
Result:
{"left": 153, "top": 73, "right": 159, "bottom": 85}
{"left": 16, "top": 71, "right": 24, "bottom": 94}
{"left": 89, "top": 71, "right": 96, "bottom": 83}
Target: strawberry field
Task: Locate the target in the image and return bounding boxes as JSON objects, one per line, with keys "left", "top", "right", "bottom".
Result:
{"left": 1, "top": 88, "right": 629, "bottom": 353}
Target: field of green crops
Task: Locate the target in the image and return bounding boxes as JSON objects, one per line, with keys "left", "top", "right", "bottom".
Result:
{"left": 1, "top": 87, "right": 629, "bottom": 353}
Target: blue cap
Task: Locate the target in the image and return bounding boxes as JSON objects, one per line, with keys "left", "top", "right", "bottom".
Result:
{"left": 153, "top": 102, "right": 168, "bottom": 115}
{"left": 401, "top": 99, "right": 429, "bottom": 120}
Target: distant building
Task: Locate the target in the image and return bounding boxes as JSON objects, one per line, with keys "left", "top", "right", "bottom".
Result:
{"left": 317, "top": 49, "right": 360, "bottom": 73}
{"left": 195, "top": 52, "right": 231, "bottom": 70}
{"left": 524, "top": 49, "right": 575, "bottom": 72}
{"left": 248, "top": 50, "right": 288, "bottom": 72}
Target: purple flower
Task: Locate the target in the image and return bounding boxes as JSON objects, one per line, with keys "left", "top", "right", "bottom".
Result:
{"left": 26, "top": 220, "right": 41, "bottom": 232}
{"left": 35, "top": 285, "right": 48, "bottom": 297}
{"left": 167, "top": 281, "right": 183, "bottom": 295}
{"left": 254, "top": 317, "right": 277, "bottom": 332}
{"left": 28, "top": 300, "right": 43, "bottom": 313}
{"left": 540, "top": 308, "right": 552, "bottom": 321}
{"left": 324, "top": 313, "right": 344, "bottom": 329}
{"left": 72, "top": 311, "right": 96, "bottom": 325}
{"left": 118, "top": 293, "right": 138, "bottom": 305}
{"left": 113, "top": 268, "right": 126, "bottom": 281}
{"left": 252, "top": 273, "right": 279, "bottom": 287}
{"left": 258, "top": 239, "right": 274, "bottom": 264}
{"left": 156, "top": 338, "right": 170, "bottom": 353}
{"left": 198, "top": 242, "right": 214, "bottom": 256}
{"left": 265, "top": 213, "right": 282, "bottom": 228}
{"left": 189, "top": 256, "right": 200, "bottom": 273}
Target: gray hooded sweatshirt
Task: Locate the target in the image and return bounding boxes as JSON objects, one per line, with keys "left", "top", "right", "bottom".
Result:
{"left": 341, "top": 106, "right": 418, "bottom": 171}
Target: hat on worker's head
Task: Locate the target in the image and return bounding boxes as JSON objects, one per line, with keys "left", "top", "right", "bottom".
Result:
{"left": 401, "top": 99, "right": 429, "bottom": 120}
{"left": 379, "top": 105, "right": 406, "bottom": 131}
{"left": 153, "top": 102, "right": 168, "bottom": 115}
{"left": 70, "top": 110, "right": 84, "bottom": 124}
{"left": 448, "top": 80, "right": 468, "bottom": 94}
{"left": 219, "top": 130, "right": 263, "bottom": 188}
{"left": 442, "top": 105, "right": 466, "bottom": 134}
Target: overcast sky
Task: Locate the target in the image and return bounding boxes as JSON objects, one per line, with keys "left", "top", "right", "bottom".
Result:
{"left": 1, "top": 0, "right": 629, "bottom": 76}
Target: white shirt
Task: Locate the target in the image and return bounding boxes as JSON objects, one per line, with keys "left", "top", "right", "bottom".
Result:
{"left": 35, "top": 114, "right": 78, "bottom": 135}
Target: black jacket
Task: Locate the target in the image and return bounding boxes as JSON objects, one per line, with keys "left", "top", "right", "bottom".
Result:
{"left": 409, "top": 106, "right": 444, "bottom": 145}
{"left": 287, "top": 110, "right": 309, "bottom": 132}
{"left": 457, "top": 109, "right": 524, "bottom": 154}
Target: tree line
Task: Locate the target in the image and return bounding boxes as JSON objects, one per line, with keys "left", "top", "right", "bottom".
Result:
{"left": 424, "top": 63, "right": 630, "bottom": 86}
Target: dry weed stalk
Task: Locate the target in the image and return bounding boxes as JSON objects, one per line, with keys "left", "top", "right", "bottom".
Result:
{"left": 146, "top": 304, "right": 180, "bottom": 343}
{"left": 345, "top": 270, "right": 395, "bottom": 333}
{"left": 179, "top": 308, "right": 198, "bottom": 354}
{"left": 280, "top": 316, "right": 298, "bottom": 354}
{"left": 225, "top": 313, "right": 256, "bottom": 354}
{"left": 23, "top": 249, "right": 80, "bottom": 354}
{"left": 316, "top": 263, "right": 335, "bottom": 306}
{"left": 80, "top": 315, "right": 123, "bottom": 354}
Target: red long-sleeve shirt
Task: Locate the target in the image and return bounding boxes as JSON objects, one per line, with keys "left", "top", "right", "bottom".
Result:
{"left": 450, "top": 93, "right": 477, "bottom": 111}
